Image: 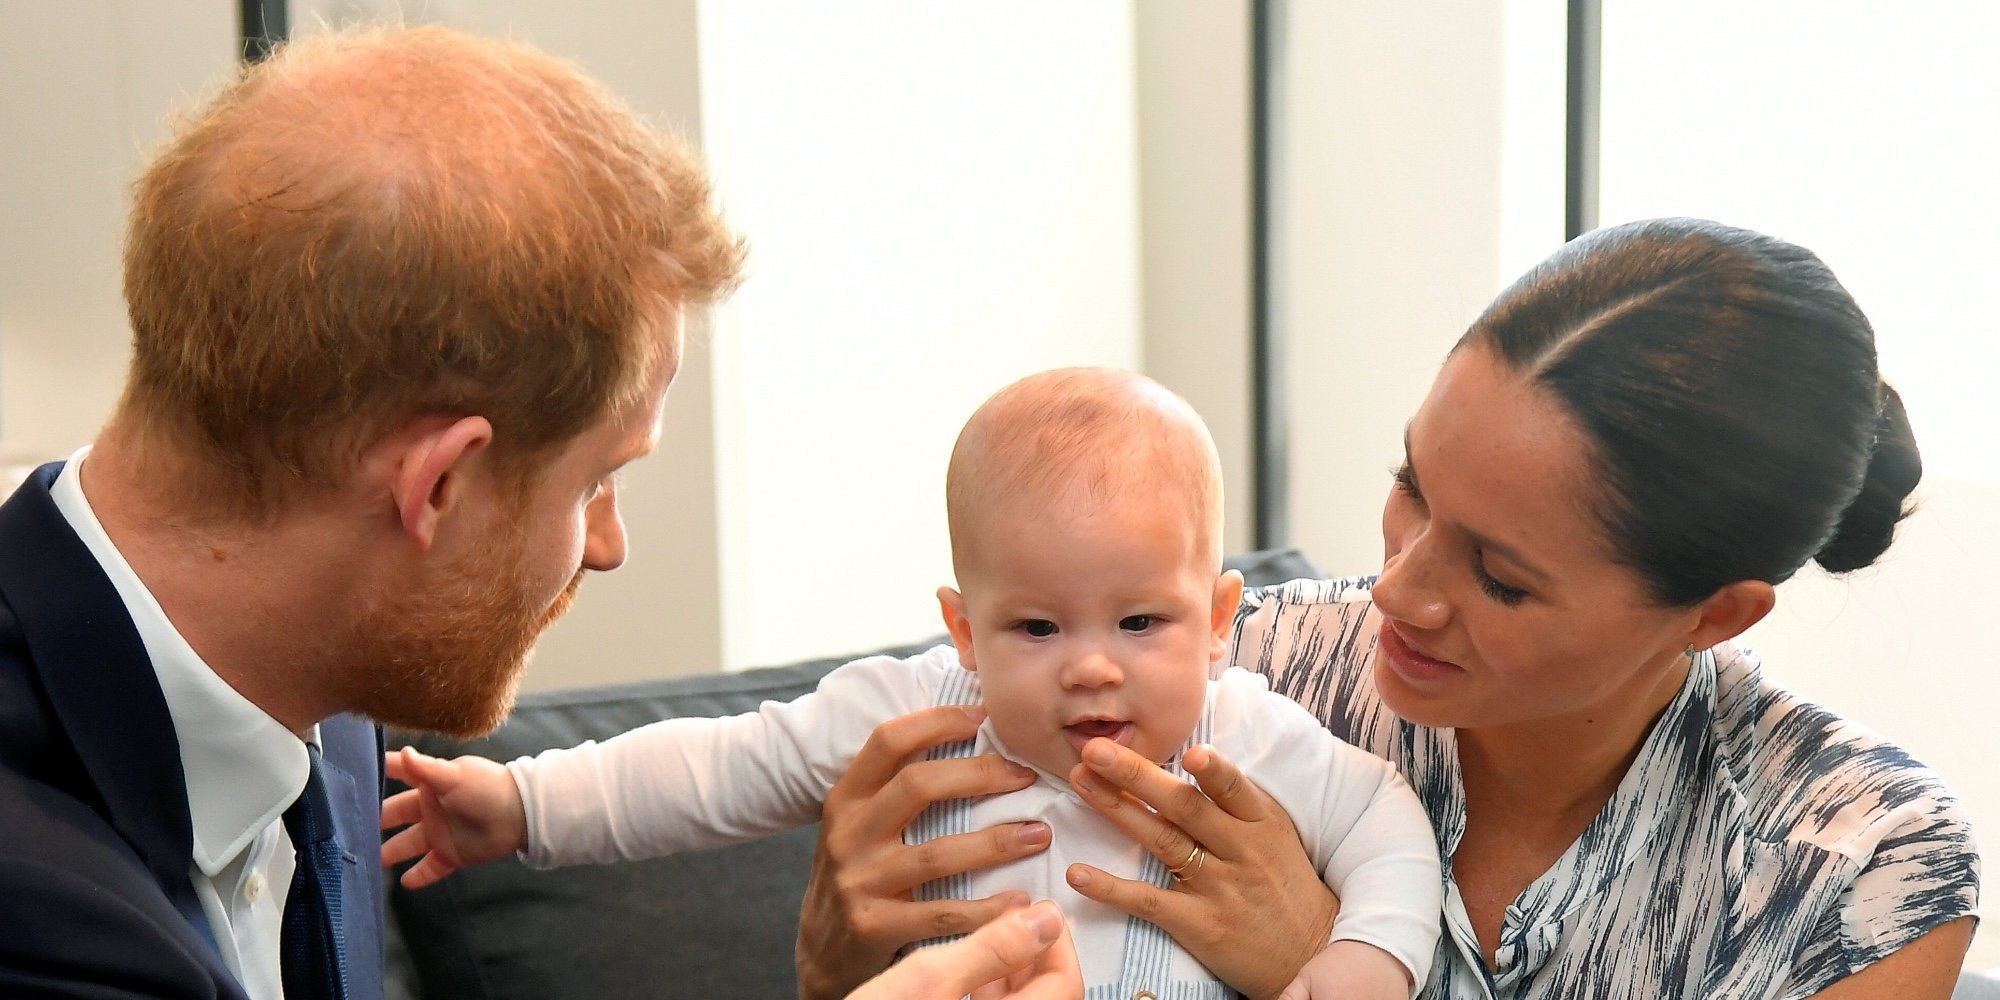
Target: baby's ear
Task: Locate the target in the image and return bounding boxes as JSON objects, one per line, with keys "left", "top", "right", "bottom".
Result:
{"left": 1209, "top": 570, "right": 1245, "bottom": 662}
{"left": 937, "top": 586, "right": 978, "bottom": 671}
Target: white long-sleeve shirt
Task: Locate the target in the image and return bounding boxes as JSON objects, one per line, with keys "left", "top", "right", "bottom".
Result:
{"left": 510, "top": 644, "right": 1442, "bottom": 993}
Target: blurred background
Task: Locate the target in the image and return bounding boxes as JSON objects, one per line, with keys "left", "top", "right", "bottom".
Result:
{"left": 4, "top": 0, "right": 1996, "bottom": 956}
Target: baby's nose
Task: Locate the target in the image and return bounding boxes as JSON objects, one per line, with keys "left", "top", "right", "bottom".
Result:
{"left": 1060, "top": 649, "right": 1123, "bottom": 689}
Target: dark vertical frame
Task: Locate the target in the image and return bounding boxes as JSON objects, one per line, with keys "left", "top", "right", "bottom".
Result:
{"left": 1565, "top": 0, "right": 1602, "bottom": 239}
{"left": 1249, "top": 0, "right": 1288, "bottom": 549}
{"left": 241, "top": 0, "right": 289, "bottom": 63}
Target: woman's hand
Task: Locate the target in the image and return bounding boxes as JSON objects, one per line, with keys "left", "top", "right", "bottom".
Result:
{"left": 846, "top": 900, "right": 1083, "bottom": 1000}
{"left": 796, "top": 705, "right": 1053, "bottom": 1000}
{"left": 1064, "top": 739, "right": 1338, "bottom": 1000}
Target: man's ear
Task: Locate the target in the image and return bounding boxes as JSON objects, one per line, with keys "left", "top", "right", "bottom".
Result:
{"left": 1686, "top": 579, "right": 1776, "bottom": 654}
{"left": 937, "top": 585, "right": 978, "bottom": 671}
{"left": 390, "top": 416, "right": 495, "bottom": 552}
{"left": 1209, "top": 569, "right": 1245, "bottom": 663}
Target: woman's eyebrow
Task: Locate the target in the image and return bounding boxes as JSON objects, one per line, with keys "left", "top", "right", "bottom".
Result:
{"left": 1403, "top": 424, "right": 1553, "bottom": 586}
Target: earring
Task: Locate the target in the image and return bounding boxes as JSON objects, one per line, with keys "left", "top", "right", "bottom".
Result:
{"left": 1685, "top": 643, "right": 1697, "bottom": 660}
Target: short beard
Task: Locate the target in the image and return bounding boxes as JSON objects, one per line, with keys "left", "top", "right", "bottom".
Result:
{"left": 342, "top": 514, "right": 585, "bottom": 740}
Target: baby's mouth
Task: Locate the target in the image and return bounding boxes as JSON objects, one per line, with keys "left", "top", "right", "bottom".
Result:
{"left": 1062, "top": 719, "right": 1134, "bottom": 752}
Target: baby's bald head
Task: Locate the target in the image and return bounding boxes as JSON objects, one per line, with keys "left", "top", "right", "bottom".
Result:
{"left": 945, "top": 368, "right": 1224, "bottom": 579}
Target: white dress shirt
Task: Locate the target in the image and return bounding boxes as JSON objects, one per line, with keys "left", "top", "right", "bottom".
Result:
{"left": 52, "top": 446, "right": 313, "bottom": 1000}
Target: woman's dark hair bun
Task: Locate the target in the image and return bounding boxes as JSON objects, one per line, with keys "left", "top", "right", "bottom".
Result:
{"left": 1812, "top": 382, "right": 1922, "bottom": 573}
{"left": 1463, "top": 218, "right": 1925, "bottom": 604}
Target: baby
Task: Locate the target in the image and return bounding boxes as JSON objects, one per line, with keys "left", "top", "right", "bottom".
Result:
{"left": 381, "top": 367, "right": 1442, "bottom": 998}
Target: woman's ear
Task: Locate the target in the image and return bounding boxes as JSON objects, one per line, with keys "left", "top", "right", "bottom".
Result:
{"left": 1686, "top": 579, "right": 1777, "bottom": 653}
{"left": 389, "top": 416, "right": 494, "bottom": 552}
{"left": 937, "top": 585, "right": 978, "bottom": 671}
{"left": 1209, "top": 569, "right": 1246, "bottom": 663}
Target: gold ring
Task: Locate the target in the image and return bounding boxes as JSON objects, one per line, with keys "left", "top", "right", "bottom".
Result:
{"left": 1166, "top": 844, "right": 1206, "bottom": 882}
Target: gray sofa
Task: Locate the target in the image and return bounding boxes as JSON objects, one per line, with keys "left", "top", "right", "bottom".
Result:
{"left": 384, "top": 549, "right": 1325, "bottom": 999}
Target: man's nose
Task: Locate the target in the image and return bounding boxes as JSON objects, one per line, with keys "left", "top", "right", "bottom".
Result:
{"left": 581, "top": 487, "right": 627, "bottom": 572}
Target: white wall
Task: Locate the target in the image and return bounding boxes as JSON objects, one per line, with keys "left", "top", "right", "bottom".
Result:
{"left": 1275, "top": 1, "right": 1514, "bottom": 576}
{"left": 0, "top": 2, "right": 236, "bottom": 467}
{"left": 1276, "top": 0, "right": 2000, "bottom": 960}
{"left": 1598, "top": 0, "right": 2000, "bottom": 957}
{"left": 0, "top": 2, "right": 1227, "bottom": 689}
{"left": 695, "top": 1, "right": 1143, "bottom": 670}
{"left": 1136, "top": 2, "right": 1254, "bottom": 556}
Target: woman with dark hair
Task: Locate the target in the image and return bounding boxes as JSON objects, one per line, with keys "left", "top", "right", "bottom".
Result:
{"left": 794, "top": 219, "right": 1979, "bottom": 999}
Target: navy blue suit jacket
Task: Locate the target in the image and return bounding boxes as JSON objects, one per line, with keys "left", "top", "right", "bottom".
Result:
{"left": 0, "top": 464, "right": 385, "bottom": 998}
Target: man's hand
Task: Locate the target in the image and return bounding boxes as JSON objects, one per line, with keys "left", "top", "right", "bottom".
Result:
{"left": 796, "top": 705, "right": 1052, "bottom": 1000}
{"left": 847, "top": 900, "right": 1082, "bottom": 1000}
{"left": 379, "top": 746, "right": 529, "bottom": 888}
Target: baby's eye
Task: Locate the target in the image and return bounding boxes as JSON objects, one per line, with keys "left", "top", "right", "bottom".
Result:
{"left": 1119, "top": 615, "right": 1155, "bottom": 633}
{"left": 1020, "top": 620, "right": 1057, "bottom": 638}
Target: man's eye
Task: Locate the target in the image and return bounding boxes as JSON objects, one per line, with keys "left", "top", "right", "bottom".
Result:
{"left": 1020, "top": 620, "right": 1057, "bottom": 638}
{"left": 1119, "top": 615, "right": 1154, "bottom": 633}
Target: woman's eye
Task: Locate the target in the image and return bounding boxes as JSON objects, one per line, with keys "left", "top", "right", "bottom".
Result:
{"left": 1020, "top": 620, "right": 1057, "bottom": 638}
{"left": 1475, "top": 561, "right": 1529, "bottom": 607}
{"left": 1119, "top": 615, "right": 1155, "bottom": 633}
{"left": 1390, "top": 463, "right": 1426, "bottom": 507}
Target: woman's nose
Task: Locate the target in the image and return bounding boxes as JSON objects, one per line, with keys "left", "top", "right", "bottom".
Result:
{"left": 1375, "top": 533, "right": 1451, "bottom": 632}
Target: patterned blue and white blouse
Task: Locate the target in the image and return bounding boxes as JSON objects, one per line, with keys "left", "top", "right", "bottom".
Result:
{"left": 1229, "top": 576, "right": 1980, "bottom": 999}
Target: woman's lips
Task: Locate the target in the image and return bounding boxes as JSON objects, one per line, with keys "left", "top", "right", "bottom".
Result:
{"left": 1062, "top": 720, "right": 1133, "bottom": 754}
{"left": 1377, "top": 621, "right": 1464, "bottom": 686}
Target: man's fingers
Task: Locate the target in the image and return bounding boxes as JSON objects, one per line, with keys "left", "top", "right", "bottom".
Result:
{"left": 872, "top": 893, "right": 1033, "bottom": 946}
{"left": 908, "top": 901, "right": 1068, "bottom": 996}
{"left": 839, "top": 706, "right": 987, "bottom": 797}
{"left": 868, "top": 822, "right": 1052, "bottom": 895}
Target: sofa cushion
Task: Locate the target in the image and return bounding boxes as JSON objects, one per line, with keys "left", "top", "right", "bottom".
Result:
{"left": 386, "top": 548, "right": 1325, "bottom": 1000}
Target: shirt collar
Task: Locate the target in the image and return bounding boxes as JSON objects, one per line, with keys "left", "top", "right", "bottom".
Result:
{"left": 51, "top": 446, "right": 314, "bottom": 877}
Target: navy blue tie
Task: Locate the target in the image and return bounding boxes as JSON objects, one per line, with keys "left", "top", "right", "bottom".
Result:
{"left": 281, "top": 744, "right": 350, "bottom": 1000}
